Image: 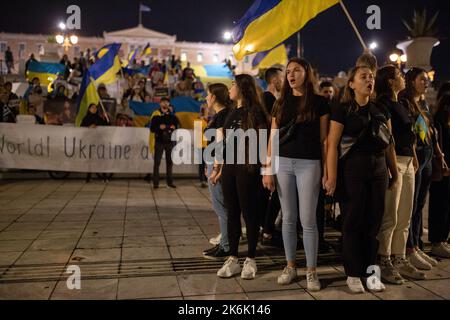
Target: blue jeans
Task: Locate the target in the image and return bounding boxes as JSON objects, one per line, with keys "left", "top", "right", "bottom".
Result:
{"left": 207, "top": 164, "right": 229, "bottom": 251}
{"left": 276, "top": 157, "right": 321, "bottom": 267}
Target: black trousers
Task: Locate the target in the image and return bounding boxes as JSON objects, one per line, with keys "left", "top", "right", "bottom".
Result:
{"left": 429, "top": 176, "right": 450, "bottom": 243}
{"left": 316, "top": 188, "right": 326, "bottom": 243}
{"left": 153, "top": 141, "right": 174, "bottom": 186}
{"left": 340, "top": 152, "right": 388, "bottom": 277}
{"left": 408, "top": 146, "right": 433, "bottom": 249}
{"left": 221, "top": 165, "right": 261, "bottom": 258}
{"left": 199, "top": 148, "right": 207, "bottom": 183}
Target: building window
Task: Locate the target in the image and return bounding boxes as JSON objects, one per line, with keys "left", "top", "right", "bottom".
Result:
{"left": 19, "top": 43, "right": 26, "bottom": 59}
{"left": 197, "top": 52, "right": 203, "bottom": 63}
{"left": 213, "top": 53, "right": 219, "bottom": 63}
{"left": 180, "top": 52, "right": 187, "bottom": 62}
{"left": 0, "top": 42, "right": 7, "bottom": 54}
{"left": 37, "top": 44, "right": 45, "bottom": 56}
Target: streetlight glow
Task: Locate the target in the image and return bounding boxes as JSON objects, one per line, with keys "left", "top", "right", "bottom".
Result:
{"left": 400, "top": 54, "right": 407, "bottom": 63}
{"left": 70, "top": 35, "right": 79, "bottom": 45}
{"left": 369, "top": 42, "right": 378, "bottom": 50}
{"left": 389, "top": 53, "right": 399, "bottom": 62}
{"left": 59, "top": 22, "right": 66, "bottom": 30}
{"left": 55, "top": 34, "right": 65, "bottom": 44}
{"left": 223, "top": 31, "right": 232, "bottom": 41}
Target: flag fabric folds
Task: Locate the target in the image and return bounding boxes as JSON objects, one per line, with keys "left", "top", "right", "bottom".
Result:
{"left": 252, "top": 44, "right": 288, "bottom": 69}
{"left": 26, "top": 61, "right": 66, "bottom": 85}
{"left": 140, "top": 43, "right": 152, "bottom": 58}
{"left": 140, "top": 4, "right": 151, "bottom": 12}
{"left": 232, "top": 0, "right": 339, "bottom": 60}
{"left": 75, "top": 43, "right": 122, "bottom": 127}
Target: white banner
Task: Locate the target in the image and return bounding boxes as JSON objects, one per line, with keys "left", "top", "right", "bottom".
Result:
{"left": 0, "top": 123, "right": 198, "bottom": 174}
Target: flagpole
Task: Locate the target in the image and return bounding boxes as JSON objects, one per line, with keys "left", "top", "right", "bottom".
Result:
{"left": 339, "top": 0, "right": 367, "bottom": 51}
{"left": 139, "top": 3, "right": 142, "bottom": 26}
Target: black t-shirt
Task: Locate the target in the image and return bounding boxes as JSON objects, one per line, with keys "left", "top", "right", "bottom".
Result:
{"left": 206, "top": 108, "right": 230, "bottom": 157}
{"left": 278, "top": 94, "right": 330, "bottom": 160}
{"left": 150, "top": 110, "right": 180, "bottom": 143}
{"left": 331, "top": 101, "right": 390, "bottom": 155}
{"left": 263, "top": 91, "right": 276, "bottom": 115}
{"left": 377, "top": 96, "right": 415, "bottom": 157}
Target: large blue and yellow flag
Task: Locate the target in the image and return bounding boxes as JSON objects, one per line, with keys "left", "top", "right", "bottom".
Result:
{"left": 26, "top": 60, "right": 66, "bottom": 85}
{"left": 252, "top": 44, "right": 288, "bottom": 69}
{"left": 75, "top": 43, "right": 122, "bottom": 126}
{"left": 232, "top": 0, "right": 338, "bottom": 60}
{"left": 189, "top": 64, "right": 233, "bottom": 86}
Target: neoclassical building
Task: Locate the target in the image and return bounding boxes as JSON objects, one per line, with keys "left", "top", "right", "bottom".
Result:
{"left": 0, "top": 24, "right": 253, "bottom": 75}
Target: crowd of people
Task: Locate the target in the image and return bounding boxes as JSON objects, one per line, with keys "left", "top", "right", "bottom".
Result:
{"left": 1, "top": 48, "right": 449, "bottom": 294}
{"left": 197, "top": 52, "right": 450, "bottom": 294}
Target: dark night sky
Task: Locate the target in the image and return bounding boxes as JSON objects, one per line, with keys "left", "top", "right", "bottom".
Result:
{"left": 1, "top": 0, "right": 449, "bottom": 81}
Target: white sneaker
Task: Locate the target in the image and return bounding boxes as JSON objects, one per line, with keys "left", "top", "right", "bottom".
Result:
{"left": 241, "top": 258, "right": 257, "bottom": 280}
{"left": 432, "top": 243, "right": 450, "bottom": 259}
{"left": 217, "top": 256, "right": 241, "bottom": 278}
{"left": 277, "top": 267, "right": 297, "bottom": 285}
{"left": 417, "top": 249, "right": 438, "bottom": 266}
{"left": 347, "top": 277, "right": 365, "bottom": 294}
{"left": 209, "top": 234, "right": 221, "bottom": 246}
{"left": 365, "top": 276, "right": 386, "bottom": 292}
{"left": 409, "top": 251, "right": 432, "bottom": 270}
{"left": 393, "top": 256, "right": 426, "bottom": 280}
{"left": 306, "top": 271, "right": 321, "bottom": 291}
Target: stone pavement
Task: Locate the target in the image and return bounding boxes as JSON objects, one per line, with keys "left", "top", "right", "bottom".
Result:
{"left": 0, "top": 179, "right": 449, "bottom": 300}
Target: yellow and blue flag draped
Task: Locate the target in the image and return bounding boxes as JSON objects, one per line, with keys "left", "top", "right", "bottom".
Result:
{"left": 189, "top": 64, "right": 233, "bottom": 86}
{"left": 129, "top": 101, "right": 161, "bottom": 153}
{"left": 232, "top": 0, "right": 339, "bottom": 60}
{"left": 75, "top": 43, "right": 122, "bottom": 126}
{"left": 129, "top": 97, "right": 203, "bottom": 130}
{"left": 26, "top": 60, "right": 66, "bottom": 85}
{"left": 252, "top": 44, "right": 288, "bottom": 69}
{"left": 414, "top": 114, "right": 429, "bottom": 143}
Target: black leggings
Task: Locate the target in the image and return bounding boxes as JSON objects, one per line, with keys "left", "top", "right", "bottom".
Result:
{"left": 340, "top": 152, "right": 388, "bottom": 277}
{"left": 221, "top": 165, "right": 261, "bottom": 258}
{"left": 429, "top": 176, "right": 450, "bottom": 243}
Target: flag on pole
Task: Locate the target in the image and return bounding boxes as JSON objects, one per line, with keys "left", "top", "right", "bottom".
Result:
{"left": 75, "top": 43, "right": 122, "bottom": 126}
{"left": 140, "top": 43, "right": 152, "bottom": 58}
{"left": 252, "top": 44, "right": 288, "bottom": 69}
{"left": 140, "top": 4, "right": 151, "bottom": 12}
{"left": 232, "top": 0, "right": 339, "bottom": 60}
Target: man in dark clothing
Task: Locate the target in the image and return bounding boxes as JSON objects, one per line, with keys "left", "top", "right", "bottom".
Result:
{"left": 150, "top": 97, "right": 180, "bottom": 189}
{"left": 0, "top": 87, "right": 16, "bottom": 123}
{"left": 25, "top": 54, "right": 37, "bottom": 76}
{"left": 260, "top": 67, "right": 283, "bottom": 247}
{"left": 5, "top": 47, "right": 14, "bottom": 74}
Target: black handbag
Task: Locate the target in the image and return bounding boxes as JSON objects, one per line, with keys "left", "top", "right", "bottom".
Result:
{"left": 367, "top": 105, "right": 392, "bottom": 149}
{"left": 339, "top": 105, "right": 392, "bottom": 159}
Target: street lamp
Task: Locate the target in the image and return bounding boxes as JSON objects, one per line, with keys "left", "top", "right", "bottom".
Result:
{"left": 58, "top": 22, "right": 66, "bottom": 30}
{"left": 369, "top": 42, "right": 378, "bottom": 50}
{"left": 223, "top": 31, "right": 232, "bottom": 41}
{"left": 389, "top": 52, "right": 407, "bottom": 69}
{"left": 55, "top": 21, "right": 78, "bottom": 52}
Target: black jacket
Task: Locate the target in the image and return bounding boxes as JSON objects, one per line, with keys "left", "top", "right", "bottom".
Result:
{"left": 150, "top": 110, "right": 180, "bottom": 143}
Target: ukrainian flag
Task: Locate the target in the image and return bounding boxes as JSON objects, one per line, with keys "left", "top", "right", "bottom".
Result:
{"left": 26, "top": 60, "right": 66, "bottom": 85}
{"left": 171, "top": 97, "right": 203, "bottom": 130}
{"left": 140, "top": 43, "right": 152, "bottom": 58}
{"left": 252, "top": 44, "right": 288, "bottom": 69}
{"left": 189, "top": 64, "right": 233, "bottom": 86}
{"left": 129, "top": 101, "right": 161, "bottom": 153}
{"left": 232, "top": 0, "right": 338, "bottom": 60}
{"left": 122, "top": 48, "right": 139, "bottom": 68}
{"left": 75, "top": 43, "right": 122, "bottom": 126}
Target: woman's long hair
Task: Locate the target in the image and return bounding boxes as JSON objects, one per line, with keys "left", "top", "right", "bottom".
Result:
{"left": 274, "top": 57, "right": 316, "bottom": 126}
{"left": 234, "top": 74, "right": 269, "bottom": 130}
{"left": 375, "top": 65, "right": 398, "bottom": 101}
{"left": 399, "top": 67, "right": 430, "bottom": 129}
{"left": 208, "top": 83, "right": 234, "bottom": 110}
{"left": 340, "top": 66, "right": 373, "bottom": 113}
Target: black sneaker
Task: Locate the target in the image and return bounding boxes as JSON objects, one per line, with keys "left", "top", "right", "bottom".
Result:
{"left": 261, "top": 236, "right": 281, "bottom": 247}
{"left": 153, "top": 185, "right": 159, "bottom": 189}
{"left": 202, "top": 244, "right": 220, "bottom": 255}
{"left": 167, "top": 184, "right": 177, "bottom": 189}
{"left": 203, "top": 246, "right": 230, "bottom": 260}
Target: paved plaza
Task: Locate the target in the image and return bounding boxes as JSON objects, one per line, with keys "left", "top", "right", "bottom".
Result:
{"left": 0, "top": 178, "right": 449, "bottom": 300}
